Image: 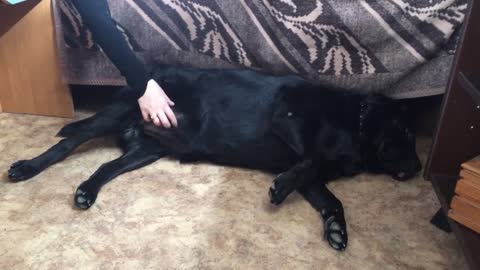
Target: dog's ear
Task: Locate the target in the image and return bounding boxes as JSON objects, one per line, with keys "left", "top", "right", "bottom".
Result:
{"left": 272, "top": 106, "right": 305, "bottom": 157}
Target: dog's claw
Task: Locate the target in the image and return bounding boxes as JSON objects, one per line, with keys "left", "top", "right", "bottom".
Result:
{"left": 268, "top": 186, "right": 282, "bottom": 205}
{"left": 269, "top": 184, "right": 287, "bottom": 205}
{"left": 8, "top": 160, "right": 40, "bottom": 182}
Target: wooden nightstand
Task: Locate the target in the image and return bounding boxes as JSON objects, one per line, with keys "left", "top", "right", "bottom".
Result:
{"left": 0, "top": 0, "right": 74, "bottom": 117}
{"left": 425, "top": 0, "right": 480, "bottom": 269}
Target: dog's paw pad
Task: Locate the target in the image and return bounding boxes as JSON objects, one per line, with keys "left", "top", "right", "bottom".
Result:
{"left": 8, "top": 160, "right": 40, "bottom": 182}
{"left": 268, "top": 178, "right": 289, "bottom": 205}
{"left": 324, "top": 216, "right": 348, "bottom": 251}
{"left": 74, "top": 188, "right": 97, "bottom": 210}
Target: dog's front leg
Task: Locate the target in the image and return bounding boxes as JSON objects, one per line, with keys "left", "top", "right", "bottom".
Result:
{"left": 298, "top": 182, "right": 348, "bottom": 251}
{"left": 268, "top": 160, "right": 314, "bottom": 205}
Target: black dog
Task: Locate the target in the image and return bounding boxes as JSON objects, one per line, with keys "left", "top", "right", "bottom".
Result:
{"left": 8, "top": 65, "right": 421, "bottom": 251}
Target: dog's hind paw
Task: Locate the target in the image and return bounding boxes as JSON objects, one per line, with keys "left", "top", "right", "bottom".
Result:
{"left": 324, "top": 215, "right": 348, "bottom": 251}
{"left": 268, "top": 173, "right": 295, "bottom": 205}
{"left": 8, "top": 160, "right": 41, "bottom": 182}
{"left": 74, "top": 187, "right": 97, "bottom": 210}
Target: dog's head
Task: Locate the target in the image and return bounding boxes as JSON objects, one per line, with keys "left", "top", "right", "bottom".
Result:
{"left": 363, "top": 96, "right": 421, "bottom": 181}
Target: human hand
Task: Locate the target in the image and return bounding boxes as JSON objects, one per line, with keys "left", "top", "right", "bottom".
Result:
{"left": 138, "top": 79, "right": 178, "bottom": 128}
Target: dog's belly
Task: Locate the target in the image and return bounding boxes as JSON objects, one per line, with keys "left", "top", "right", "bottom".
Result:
{"left": 197, "top": 134, "right": 299, "bottom": 172}
{"left": 143, "top": 115, "right": 299, "bottom": 173}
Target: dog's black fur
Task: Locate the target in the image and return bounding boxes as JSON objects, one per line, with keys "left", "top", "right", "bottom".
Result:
{"left": 8, "top": 65, "right": 421, "bottom": 251}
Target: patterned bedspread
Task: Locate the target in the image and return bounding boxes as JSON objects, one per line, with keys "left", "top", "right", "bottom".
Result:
{"left": 53, "top": 0, "right": 468, "bottom": 98}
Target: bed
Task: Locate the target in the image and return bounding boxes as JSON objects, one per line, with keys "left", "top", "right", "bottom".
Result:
{"left": 53, "top": 0, "right": 468, "bottom": 99}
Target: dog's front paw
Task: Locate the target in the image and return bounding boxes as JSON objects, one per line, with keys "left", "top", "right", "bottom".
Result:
{"left": 74, "top": 186, "right": 97, "bottom": 210}
{"left": 268, "top": 173, "right": 294, "bottom": 205}
{"left": 324, "top": 214, "right": 348, "bottom": 251}
{"left": 8, "top": 160, "right": 41, "bottom": 182}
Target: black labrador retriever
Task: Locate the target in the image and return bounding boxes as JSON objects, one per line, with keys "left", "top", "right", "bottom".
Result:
{"left": 8, "top": 65, "right": 421, "bottom": 251}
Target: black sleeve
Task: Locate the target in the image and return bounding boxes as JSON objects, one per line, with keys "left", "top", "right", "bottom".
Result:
{"left": 71, "top": 0, "right": 149, "bottom": 99}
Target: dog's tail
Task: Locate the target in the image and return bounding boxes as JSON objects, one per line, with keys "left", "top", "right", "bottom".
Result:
{"left": 57, "top": 88, "right": 140, "bottom": 138}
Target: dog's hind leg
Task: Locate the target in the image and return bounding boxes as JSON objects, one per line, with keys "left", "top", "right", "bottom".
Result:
{"left": 9, "top": 95, "right": 139, "bottom": 182}
{"left": 57, "top": 98, "right": 138, "bottom": 138}
{"left": 298, "top": 182, "right": 348, "bottom": 251}
{"left": 8, "top": 133, "right": 104, "bottom": 182}
{"left": 74, "top": 140, "right": 165, "bottom": 209}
